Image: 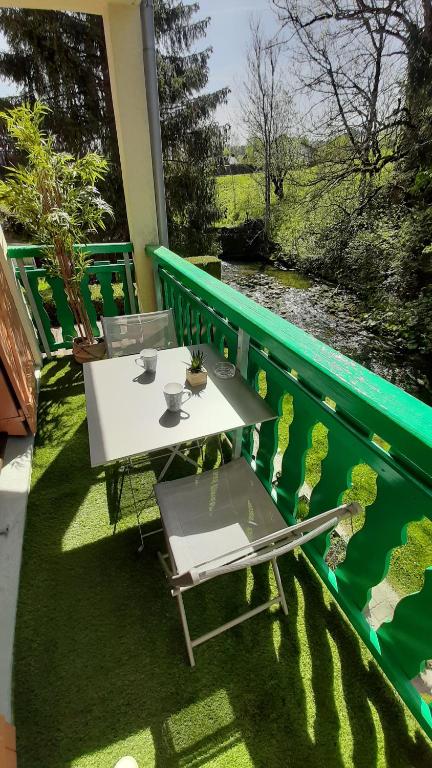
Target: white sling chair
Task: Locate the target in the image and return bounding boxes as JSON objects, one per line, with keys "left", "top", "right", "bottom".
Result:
{"left": 102, "top": 310, "right": 177, "bottom": 358}
{"left": 156, "top": 457, "right": 360, "bottom": 666}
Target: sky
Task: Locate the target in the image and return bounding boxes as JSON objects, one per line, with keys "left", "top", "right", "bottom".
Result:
{"left": 0, "top": 1, "right": 281, "bottom": 139}
{"left": 0, "top": 31, "right": 13, "bottom": 97}
{"left": 196, "top": 1, "right": 279, "bottom": 141}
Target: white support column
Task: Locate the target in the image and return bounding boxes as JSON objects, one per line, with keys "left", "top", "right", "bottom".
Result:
{"left": 102, "top": 0, "right": 159, "bottom": 312}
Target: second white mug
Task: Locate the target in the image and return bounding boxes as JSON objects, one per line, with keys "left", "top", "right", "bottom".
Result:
{"left": 136, "top": 348, "right": 158, "bottom": 372}
{"left": 163, "top": 382, "right": 191, "bottom": 412}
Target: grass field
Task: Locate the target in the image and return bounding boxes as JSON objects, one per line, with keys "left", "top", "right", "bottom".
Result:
{"left": 216, "top": 169, "right": 351, "bottom": 262}
{"left": 216, "top": 172, "right": 274, "bottom": 226}
{"left": 14, "top": 360, "right": 432, "bottom": 768}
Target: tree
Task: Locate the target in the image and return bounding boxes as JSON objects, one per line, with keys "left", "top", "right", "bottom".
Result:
{"left": 270, "top": 1, "right": 432, "bottom": 357}
{"left": 272, "top": 0, "right": 410, "bottom": 208}
{"left": 154, "top": 0, "right": 229, "bottom": 255}
{"left": 0, "top": 10, "right": 125, "bottom": 238}
{"left": 0, "top": 102, "right": 112, "bottom": 351}
{"left": 0, "top": 2, "right": 228, "bottom": 253}
{"left": 273, "top": 1, "right": 432, "bottom": 195}
{"left": 270, "top": 134, "right": 301, "bottom": 200}
{"left": 242, "top": 19, "right": 293, "bottom": 231}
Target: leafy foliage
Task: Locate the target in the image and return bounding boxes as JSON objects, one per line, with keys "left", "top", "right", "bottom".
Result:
{"left": 189, "top": 347, "right": 205, "bottom": 372}
{"left": 0, "top": 2, "right": 228, "bottom": 254}
{"left": 155, "top": 0, "right": 228, "bottom": 255}
{"left": 0, "top": 10, "right": 125, "bottom": 239}
{"left": 0, "top": 102, "right": 112, "bottom": 342}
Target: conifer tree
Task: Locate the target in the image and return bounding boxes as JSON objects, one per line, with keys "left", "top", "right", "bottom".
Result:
{"left": 0, "top": 1, "right": 228, "bottom": 253}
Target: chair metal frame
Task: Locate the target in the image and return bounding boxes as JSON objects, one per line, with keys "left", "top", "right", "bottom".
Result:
{"left": 156, "top": 469, "right": 360, "bottom": 666}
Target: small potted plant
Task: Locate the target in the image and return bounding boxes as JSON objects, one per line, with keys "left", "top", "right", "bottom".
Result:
{"left": 0, "top": 102, "right": 113, "bottom": 363}
{"left": 186, "top": 348, "right": 207, "bottom": 387}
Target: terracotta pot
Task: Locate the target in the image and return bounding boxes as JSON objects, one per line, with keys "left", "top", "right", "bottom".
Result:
{"left": 186, "top": 367, "right": 207, "bottom": 387}
{"left": 73, "top": 337, "right": 106, "bottom": 364}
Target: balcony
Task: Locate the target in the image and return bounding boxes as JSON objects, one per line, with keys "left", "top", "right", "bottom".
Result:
{"left": 2, "top": 241, "right": 431, "bottom": 767}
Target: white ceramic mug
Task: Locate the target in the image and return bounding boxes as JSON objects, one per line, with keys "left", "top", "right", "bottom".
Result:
{"left": 163, "top": 382, "right": 191, "bottom": 412}
{"left": 136, "top": 348, "right": 158, "bottom": 372}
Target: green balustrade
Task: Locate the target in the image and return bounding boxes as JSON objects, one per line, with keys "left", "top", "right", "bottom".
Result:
{"left": 148, "top": 243, "right": 432, "bottom": 741}
{"left": 8, "top": 242, "right": 135, "bottom": 353}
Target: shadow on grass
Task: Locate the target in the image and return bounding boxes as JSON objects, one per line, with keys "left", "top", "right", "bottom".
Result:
{"left": 13, "top": 361, "right": 432, "bottom": 768}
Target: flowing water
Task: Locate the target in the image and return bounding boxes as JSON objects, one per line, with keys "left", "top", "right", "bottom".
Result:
{"left": 221, "top": 260, "right": 431, "bottom": 404}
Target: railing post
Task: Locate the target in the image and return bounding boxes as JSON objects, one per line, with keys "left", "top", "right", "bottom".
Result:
{"left": 232, "top": 328, "right": 251, "bottom": 458}
{"left": 17, "top": 262, "right": 52, "bottom": 359}
{"left": 123, "top": 251, "right": 137, "bottom": 314}
{"left": 152, "top": 260, "right": 164, "bottom": 311}
{"left": 236, "top": 328, "right": 250, "bottom": 377}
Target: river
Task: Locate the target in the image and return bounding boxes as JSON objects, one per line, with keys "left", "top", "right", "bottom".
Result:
{"left": 221, "top": 260, "right": 431, "bottom": 404}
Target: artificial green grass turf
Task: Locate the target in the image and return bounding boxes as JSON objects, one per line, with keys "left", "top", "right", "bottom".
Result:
{"left": 14, "top": 360, "right": 432, "bottom": 768}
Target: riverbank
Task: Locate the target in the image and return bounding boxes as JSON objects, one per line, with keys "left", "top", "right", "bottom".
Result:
{"left": 221, "top": 259, "right": 432, "bottom": 404}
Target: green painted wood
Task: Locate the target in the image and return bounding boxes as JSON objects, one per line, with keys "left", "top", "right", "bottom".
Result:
{"left": 188, "top": 299, "right": 201, "bottom": 345}
{"left": 175, "top": 290, "right": 186, "bottom": 345}
{"left": 8, "top": 242, "right": 133, "bottom": 259}
{"left": 225, "top": 331, "right": 237, "bottom": 363}
{"left": 148, "top": 245, "right": 432, "bottom": 482}
{"left": 164, "top": 276, "right": 180, "bottom": 343}
{"left": 307, "top": 426, "right": 364, "bottom": 558}
{"left": 183, "top": 300, "right": 193, "bottom": 344}
{"left": 24, "top": 271, "right": 56, "bottom": 349}
{"left": 212, "top": 322, "right": 225, "bottom": 354}
{"left": 164, "top": 272, "right": 184, "bottom": 343}
{"left": 159, "top": 269, "right": 167, "bottom": 307}
{"left": 46, "top": 275, "right": 76, "bottom": 345}
{"left": 147, "top": 245, "right": 432, "bottom": 740}
{"left": 190, "top": 305, "right": 201, "bottom": 345}
{"left": 122, "top": 273, "right": 132, "bottom": 315}
{"left": 278, "top": 390, "right": 316, "bottom": 518}
{"left": 161, "top": 271, "right": 170, "bottom": 313}
{"left": 95, "top": 267, "right": 118, "bottom": 317}
{"left": 15, "top": 254, "right": 134, "bottom": 352}
{"left": 337, "top": 477, "right": 430, "bottom": 610}
{"left": 377, "top": 568, "right": 432, "bottom": 680}
{"left": 160, "top": 266, "right": 238, "bottom": 357}
{"left": 301, "top": 532, "right": 432, "bottom": 740}
{"left": 248, "top": 348, "right": 286, "bottom": 488}
{"left": 199, "top": 311, "right": 212, "bottom": 343}
{"left": 243, "top": 346, "right": 432, "bottom": 605}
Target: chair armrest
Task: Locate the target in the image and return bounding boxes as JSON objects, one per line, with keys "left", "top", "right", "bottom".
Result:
{"left": 169, "top": 501, "right": 361, "bottom": 589}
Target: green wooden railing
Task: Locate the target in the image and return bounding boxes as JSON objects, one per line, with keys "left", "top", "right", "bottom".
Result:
{"left": 8, "top": 242, "right": 135, "bottom": 356}
{"left": 148, "top": 243, "right": 432, "bottom": 740}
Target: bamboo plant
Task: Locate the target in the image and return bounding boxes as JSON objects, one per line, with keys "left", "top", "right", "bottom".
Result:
{"left": 0, "top": 102, "right": 113, "bottom": 350}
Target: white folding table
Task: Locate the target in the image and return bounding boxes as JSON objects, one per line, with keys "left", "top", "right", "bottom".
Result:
{"left": 84, "top": 343, "right": 277, "bottom": 541}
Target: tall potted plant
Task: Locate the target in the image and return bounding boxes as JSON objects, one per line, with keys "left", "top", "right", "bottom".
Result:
{"left": 0, "top": 102, "right": 113, "bottom": 362}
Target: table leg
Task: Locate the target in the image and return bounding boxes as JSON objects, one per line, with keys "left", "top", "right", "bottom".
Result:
{"left": 105, "top": 461, "right": 122, "bottom": 529}
{"left": 231, "top": 428, "right": 243, "bottom": 459}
